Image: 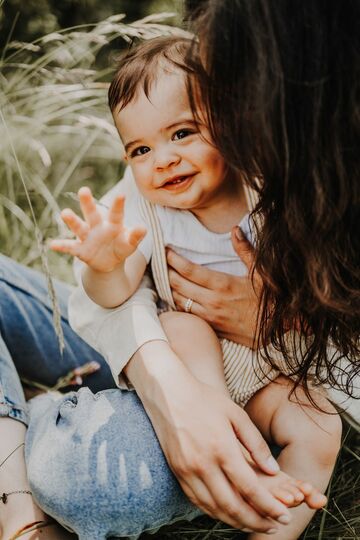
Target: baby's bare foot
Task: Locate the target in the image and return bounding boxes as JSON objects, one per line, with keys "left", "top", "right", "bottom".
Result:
{"left": 255, "top": 468, "right": 327, "bottom": 510}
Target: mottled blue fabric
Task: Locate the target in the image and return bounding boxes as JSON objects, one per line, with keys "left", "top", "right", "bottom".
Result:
{"left": 0, "top": 255, "right": 200, "bottom": 538}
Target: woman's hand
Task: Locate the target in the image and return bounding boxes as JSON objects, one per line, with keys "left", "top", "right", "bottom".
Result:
{"left": 167, "top": 227, "right": 262, "bottom": 348}
{"left": 125, "top": 341, "right": 289, "bottom": 533}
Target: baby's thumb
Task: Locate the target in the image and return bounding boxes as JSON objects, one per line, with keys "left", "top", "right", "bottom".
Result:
{"left": 128, "top": 226, "right": 147, "bottom": 248}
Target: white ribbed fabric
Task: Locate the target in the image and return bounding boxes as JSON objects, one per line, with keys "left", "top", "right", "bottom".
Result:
{"left": 137, "top": 189, "right": 294, "bottom": 407}
{"left": 124, "top": 184, "right": 253, "bottom": 278}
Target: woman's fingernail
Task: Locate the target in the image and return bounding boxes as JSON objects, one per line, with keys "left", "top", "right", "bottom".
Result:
{"left": 266, "top": 456, "right": 280, "bottom": 472}
{"left": 278, "top": 514, "right": 291, "bottom": 525}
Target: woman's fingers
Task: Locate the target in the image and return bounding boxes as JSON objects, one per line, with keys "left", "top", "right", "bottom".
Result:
{"left": 231, "top": 227, "right": 262, "bottom": 290}
{"left": 188, "top": 467, "right": 278, "bottom": 532}
{"left": 172, "top": 290, "right": 206, "bottom": 317}
{"left": 167, "top": 248, "right": 230, "bottom": 290}
{"left": 60, "top": 208, "right": 89, "bottom": 240}
{"left": 178, "top": 476, "right": 219, "bottom": 519}
{"left": 231, "top": 226, "right": 255, "bottom": 271}
{"left": 219, "top": 447, "right": 289, "bottom": 524}
{"left": 169, "top": 268, "right": 210, "bottom": 304}
{"left": 177, "top": 461, "right": 277, "bottom": 532}
{"left": 230, "top": 405, "right": 280, "bottom": 476}
{"left": 78, "top": 186, "right": 102, "bottom": 228}
{"left": 168, "top": 245, "right": 262, "bottom": 346}
{"left": 178, "top": 456, "right": 281, "bottom": 532}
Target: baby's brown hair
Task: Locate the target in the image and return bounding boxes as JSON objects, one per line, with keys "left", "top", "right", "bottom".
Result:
{"left": 108, "top": 35, "right": 195, "bottom": 114}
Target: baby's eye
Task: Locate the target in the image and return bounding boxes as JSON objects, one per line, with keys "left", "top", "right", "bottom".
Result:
{"left": 173, "top": 129, "right": 194, "bottom": 140}
{"left": 131, "top": 146, "right": 150, "bottom": 158}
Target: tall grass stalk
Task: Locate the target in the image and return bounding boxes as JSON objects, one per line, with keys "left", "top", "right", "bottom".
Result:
{"left": 0, "top": 12, "right": 189, "bottom": 279}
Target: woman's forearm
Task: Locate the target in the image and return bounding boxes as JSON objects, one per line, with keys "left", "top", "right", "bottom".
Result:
{"left": 123, "top": 339, "right": 288, "bottom": 533}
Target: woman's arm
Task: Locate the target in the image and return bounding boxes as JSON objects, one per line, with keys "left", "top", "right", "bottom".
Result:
{"left": 124, "top": 340, "right": 289, "bottom": 532}
{"left": 69, "top": 279, "right": 289, "bottom": 530}
{"left": 167, "top": 227, "right": 262, "bottom": 348}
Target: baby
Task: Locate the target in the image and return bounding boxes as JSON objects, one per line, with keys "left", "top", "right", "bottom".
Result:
{"left": 51, "top": 36, "right": 342, "bottom": 539}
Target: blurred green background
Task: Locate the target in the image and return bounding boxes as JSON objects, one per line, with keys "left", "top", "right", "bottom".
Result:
{"left": 0, "top": 4, "right": 359, "bottom": 539}
{"left": 0, "top": 0, "right": 184, "bottom": 46}
{"left": 0, "top": 0, "right": 184, "bottom": 279}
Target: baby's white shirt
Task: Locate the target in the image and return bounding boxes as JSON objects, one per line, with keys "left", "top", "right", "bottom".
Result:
{"left": 120, "top": 171, "right": 253, "bottom": 277}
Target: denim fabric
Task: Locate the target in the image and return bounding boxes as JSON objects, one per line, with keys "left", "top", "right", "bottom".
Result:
{"left": 0, "top": 255, "right": 200, "bottom": 538}
{"left": 27, "top": 390, "right": 200, "bottom": 539}
{"left": 0, "top": 254, "right": 116, "bottom": 398}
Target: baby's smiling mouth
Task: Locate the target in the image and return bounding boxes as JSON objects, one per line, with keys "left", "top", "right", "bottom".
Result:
{"left": 162, "top": 174, "right": 196, "bottom": 190}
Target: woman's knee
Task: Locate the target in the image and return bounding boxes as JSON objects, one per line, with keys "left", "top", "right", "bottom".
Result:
{"left": 26, "top": 389, "right": 197, "bottom": 537}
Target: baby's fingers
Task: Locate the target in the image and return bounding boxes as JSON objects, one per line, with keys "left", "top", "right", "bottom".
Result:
{"left": 61, "top": 209, "right": 89, "bottom": 240}
{"left": 128, "top": 226, "right": 147, "bottom": 248}
{"left": 50, "top": 239, "right": 82, "bottom": 257}
{"left": 108, "top": 195, "right": 125, "bottom": 225}
{"left": 78, "top": 186, "right": 102, "bottom": 228}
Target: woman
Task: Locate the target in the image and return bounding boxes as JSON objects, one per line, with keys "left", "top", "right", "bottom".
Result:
{"left": 0, "top": 1, "right": 358, "bottom": 538}
{"left": 179, "top": 0, "right": 360, "bottom": 405}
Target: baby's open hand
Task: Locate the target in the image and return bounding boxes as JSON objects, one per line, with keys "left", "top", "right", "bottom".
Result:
{"left": 50, "top": 186, "right": 146, "bottom": 272}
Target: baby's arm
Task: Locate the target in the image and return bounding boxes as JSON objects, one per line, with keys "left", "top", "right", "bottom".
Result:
{"left": 51, "top": 186, "right": 147, "bottom": 308}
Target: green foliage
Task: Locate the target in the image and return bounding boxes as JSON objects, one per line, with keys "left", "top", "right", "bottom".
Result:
{"left": 0, "top": 11, "right": 187, "bottom": 280}
{"left": 0, "top": 0, "right": 183, "bottom": 50}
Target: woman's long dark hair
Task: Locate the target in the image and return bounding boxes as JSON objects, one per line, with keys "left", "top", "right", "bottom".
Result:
{"left": 186, "top": 0, "right": 360, "bottom": 398}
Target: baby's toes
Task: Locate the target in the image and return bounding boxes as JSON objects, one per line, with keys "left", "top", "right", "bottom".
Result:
{"left": 305, "top": 490, "right": 327, "bottom": 509}
{"left": 296, "top": 480, "right": 313, "bottom": 496}
{"left": 291, "top": 487, "right": 306, "bottom": 505}
{"left": 297, "top": 482, "right": 327, "bottom": 509}
{"left": 282, "top": 482, "right": 305, "bottom": 507}
{"left": 271, "top": 486, "right": 296, "bottom": 506}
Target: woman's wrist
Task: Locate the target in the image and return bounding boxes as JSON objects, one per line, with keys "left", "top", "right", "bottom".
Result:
{"left": 124, "top": 340, "right": 190, "bottom": 411}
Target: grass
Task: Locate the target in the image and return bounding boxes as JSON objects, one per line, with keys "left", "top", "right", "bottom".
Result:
{"left": 1, "top": 12, "right": 359, "bottom": 540}
{"left": 0, "top": 11, "right": 189, "bottom": 280}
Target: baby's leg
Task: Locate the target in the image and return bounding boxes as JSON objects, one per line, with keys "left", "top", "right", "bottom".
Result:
{"left": 159, "top": 311, "right": 229, "bottom": 396}
{"left": 245, "top": 376, "right": 342, "bottom": 540}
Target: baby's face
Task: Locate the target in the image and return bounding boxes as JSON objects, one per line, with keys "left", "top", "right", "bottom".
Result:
{"left": 113, "top": 69, "right": 229, "bottom": 211}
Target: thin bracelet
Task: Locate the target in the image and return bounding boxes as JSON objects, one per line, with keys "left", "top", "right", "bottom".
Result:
{"left": 1, "top": 490, "right": 33, "bottom": 504}
{"left": 0, "top": 443, "right": 33, "bottom": 505}
{"left": 0, "top": 442, "right": 25, "bottom": 469}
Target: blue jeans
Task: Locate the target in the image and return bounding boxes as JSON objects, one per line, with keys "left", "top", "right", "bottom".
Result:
{"left": 0, "top": 255, "right": 200, "bottom": 539}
